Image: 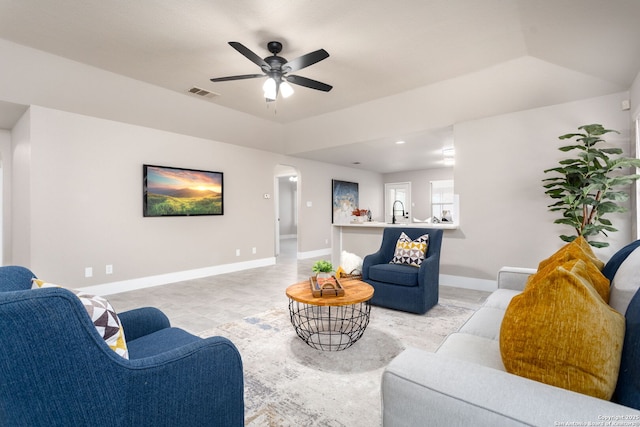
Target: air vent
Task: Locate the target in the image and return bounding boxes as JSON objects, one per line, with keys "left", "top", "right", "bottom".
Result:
{"left": 187, "top": 86, "right": 219, "bottom": 98}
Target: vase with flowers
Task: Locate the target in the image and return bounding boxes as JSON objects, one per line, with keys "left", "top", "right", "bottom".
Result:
{"left": 351, "top": 208, "right": 370, "bottom": 223}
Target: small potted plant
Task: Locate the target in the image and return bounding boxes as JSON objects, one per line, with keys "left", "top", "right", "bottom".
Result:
{"left": 312, "top": 260, "right": 334, "bottom": 285}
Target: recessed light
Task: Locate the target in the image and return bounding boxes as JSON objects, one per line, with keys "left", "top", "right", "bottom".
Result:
{"left": 395, "top": 140, "right": 406, "bottom": 145}
{"left": 442, "top": 147, "right": 455, "bottom": 156}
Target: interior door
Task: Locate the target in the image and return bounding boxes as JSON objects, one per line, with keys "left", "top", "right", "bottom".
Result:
{"left": 384, "top": 182, "right": 411, "bottom": 224}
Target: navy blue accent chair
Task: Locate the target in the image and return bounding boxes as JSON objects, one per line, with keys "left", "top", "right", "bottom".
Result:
{"left": 0, "top": 266, "right": 244, "bottom": 426}
{"left": 362, "top": 228, "right": 443, "bottom": 314}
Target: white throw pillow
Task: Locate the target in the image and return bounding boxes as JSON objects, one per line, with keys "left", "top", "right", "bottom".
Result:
{"left": 340, "top": 250, "right": 363, "bottom": 275}
{"left": 610, "top": 246, "right": 640, "bottom": 314}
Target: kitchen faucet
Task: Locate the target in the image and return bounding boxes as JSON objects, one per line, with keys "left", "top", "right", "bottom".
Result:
{"left": 392, "top": 200, "right": 405, "bottom": 224}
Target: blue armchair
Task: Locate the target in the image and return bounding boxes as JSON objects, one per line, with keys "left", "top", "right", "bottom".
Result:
{"left": 362, "top": 228, "right": 443, "bottom": 314}
{"left": 0, "top": 266, "right": 244, "bottom": 426}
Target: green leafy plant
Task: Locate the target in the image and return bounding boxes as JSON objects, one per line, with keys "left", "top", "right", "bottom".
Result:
{"left": 543, "top": 124, "right": 640, "bottom": 248}
{"left": 312, "top": 260, "right": 333, "bottom": 274}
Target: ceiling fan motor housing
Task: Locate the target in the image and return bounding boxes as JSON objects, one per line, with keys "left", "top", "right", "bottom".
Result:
{"left": 263, "top": 56, "right": 288, "bottom": 74}
{"left": 267, "top": 41, "right": 283, "bottom": 55}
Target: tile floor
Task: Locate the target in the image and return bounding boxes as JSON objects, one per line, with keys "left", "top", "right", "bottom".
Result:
{"left": 107, "top": 238, "right": 490, "bottom": 335}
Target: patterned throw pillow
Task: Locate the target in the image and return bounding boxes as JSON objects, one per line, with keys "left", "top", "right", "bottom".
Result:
{"left": 32, "top": 279, "right": 129, "bottom": 359}
{"left": 390, "top": 232, "right": 429, "bottom": 267}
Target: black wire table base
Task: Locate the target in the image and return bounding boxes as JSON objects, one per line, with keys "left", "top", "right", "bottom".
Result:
{"left": 287, "top": 299, "right": 372, "bottom": 351}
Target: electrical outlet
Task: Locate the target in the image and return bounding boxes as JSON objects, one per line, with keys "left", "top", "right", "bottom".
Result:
{"left": 252, "top": 247, "right": 257, "bottom": 254}
{"left": 325, "top": 239, "right": 329, "bottom": 245}
{"left": 85, "top": 267, "right": 93, "bottom": 278}
{"left": 106, "top": 264, "right": 113, "bottom": 275}
{"left": 236, "top": 249, "right": 241, "bottom": 256}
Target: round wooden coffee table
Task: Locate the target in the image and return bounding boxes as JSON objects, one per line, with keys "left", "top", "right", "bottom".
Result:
{"left": 286, "top": 278, "right": 374, "bottom": 351}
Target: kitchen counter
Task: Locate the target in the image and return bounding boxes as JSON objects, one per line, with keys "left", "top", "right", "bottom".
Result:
{"left": 331, "top": 221, "right": 457, "bottom": 267}
{"left": 333, "top": 221, "right": 457, "bottom": 230}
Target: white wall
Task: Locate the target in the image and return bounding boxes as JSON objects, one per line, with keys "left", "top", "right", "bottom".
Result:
{"left": 630, "top": 71, "right": 640, "bottom": 240}
{"left": 0, "top": 129, "right": 9, "bottom": 265}
{"left": 283, "top": 57, "right": 623, "bottom": 156}
{"left": 20, "top": 106, "right": 278, "bottom": 285}
{"left": 630, "top": 71, "right": 640, "bottom": 119}
{"left": 446, "top": 92, "right": 633, "bottom": 281}
{"left": 11, "top": 105, "right": 382, "bottom": 288}
{"left": 0, "top": 38, "right": 283, "bottom": 153}
{"left": 9, "top": 112, "right": 31, "bottom": 268}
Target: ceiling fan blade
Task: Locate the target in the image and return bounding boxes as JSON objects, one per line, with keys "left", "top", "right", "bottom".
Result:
{"left": 210, "top": 74, "right": 265, "bottom": 82}
{"left": 228, "top": 41, "right": 269, "bottom": 69}
{"left": 283, "top": 49, "right": 329, "bottom": 73}
{"left": 286, "top": 75, "right": 333, "bottom": 92}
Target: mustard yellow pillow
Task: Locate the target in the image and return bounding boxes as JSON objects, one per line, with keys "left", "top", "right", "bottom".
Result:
{"left": 531, "top": 256, "right": 610, "bottom": 303}
{"left": 500, "top": 260, "right": 624, "bottom": 400}
{"left": 537, "top": 236, "right": 605, "bottom": 271}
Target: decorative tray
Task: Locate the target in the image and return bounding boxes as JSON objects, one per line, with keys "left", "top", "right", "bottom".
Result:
{"left": 309, "top": 275, "right": 345, "bottom": 297}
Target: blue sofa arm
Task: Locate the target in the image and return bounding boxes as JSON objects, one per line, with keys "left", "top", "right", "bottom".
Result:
{"left": 118, "top": 306, "right": 171, "bottom": 341}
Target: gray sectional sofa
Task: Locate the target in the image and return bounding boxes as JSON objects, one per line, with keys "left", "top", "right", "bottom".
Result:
{"left": 382, "top": 262, "right": 640, "bottom": 426}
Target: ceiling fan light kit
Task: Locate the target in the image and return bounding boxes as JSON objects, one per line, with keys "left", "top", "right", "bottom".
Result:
{"left": 280, "top": 81, "right": 294, "bottom": 98}
{"left": 211, "top": 41, "right": 332, "bottom": 102}
{"left": 262, "top": 77, "right": 277, "bottom": 100}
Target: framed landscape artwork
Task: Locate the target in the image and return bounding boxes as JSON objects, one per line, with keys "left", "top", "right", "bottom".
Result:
{"left": 143, "top": 164, "right": 223, "bottom": 217}
{"left": 332, "top": 179, "right": 358, "bottom": 224}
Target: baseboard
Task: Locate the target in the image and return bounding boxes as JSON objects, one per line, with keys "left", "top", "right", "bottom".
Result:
{"left": 297, "top": 248, "right": 332, "bottom": 259}
{"left": 440, "top": 274, "right": 497, "bottom": 292}
{"left": 77, "top": 257, "right": 276, "bottom": 296}
{"left": 77, "top": 258, "right": 496, "bottom": 297}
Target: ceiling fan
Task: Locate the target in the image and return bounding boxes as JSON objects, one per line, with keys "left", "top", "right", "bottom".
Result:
{"left": 210, "top": 41, "right": 332, "bottom": 101}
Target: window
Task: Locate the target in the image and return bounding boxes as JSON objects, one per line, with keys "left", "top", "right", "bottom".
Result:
{"left": 431, "top": 180, "right": 454, "bottom": 222}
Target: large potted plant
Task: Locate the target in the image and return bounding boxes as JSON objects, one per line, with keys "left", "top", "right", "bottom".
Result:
{"left": 543, "top": 124, "right": 640, "bottom": 248}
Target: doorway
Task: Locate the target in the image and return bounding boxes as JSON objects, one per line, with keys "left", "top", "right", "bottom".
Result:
{"left": 274, "top": 165, "right": 299, "bottom": 261}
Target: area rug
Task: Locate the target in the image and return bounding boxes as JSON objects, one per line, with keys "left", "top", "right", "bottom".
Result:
{"left": 199, "top": 297, "right": 478, "bottom": 427}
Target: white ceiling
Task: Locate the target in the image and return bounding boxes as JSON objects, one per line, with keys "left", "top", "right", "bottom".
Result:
{"left": 0, "top": 0, "right": 639, "bottom": 173}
